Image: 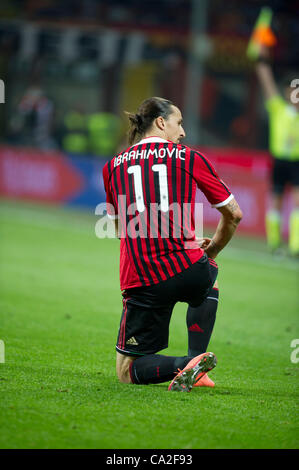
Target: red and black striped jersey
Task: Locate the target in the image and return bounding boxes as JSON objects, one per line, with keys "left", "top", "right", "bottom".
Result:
{"left": 102, "top": 136, "right": 233, "bottom": 290}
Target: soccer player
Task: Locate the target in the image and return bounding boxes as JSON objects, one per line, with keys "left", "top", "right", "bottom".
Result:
{"left": 102, "top": 97, "right": 242, "bottom": 391}
{"left": 255, "top": 46, "right": 299, "bottom": 256}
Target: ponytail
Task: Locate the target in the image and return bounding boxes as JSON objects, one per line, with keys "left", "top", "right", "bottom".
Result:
{"left": 125, "top": 112, "right": 144, "bottom": 146}
{"left": 125, "top": 97, "right": 173, "bottom": 145}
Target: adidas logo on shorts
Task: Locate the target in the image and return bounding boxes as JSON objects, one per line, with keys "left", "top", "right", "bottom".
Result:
{"left": 126, "top": 336, "right": 139, "bottom": 346}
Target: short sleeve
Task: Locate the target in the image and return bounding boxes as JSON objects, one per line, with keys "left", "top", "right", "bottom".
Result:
{"left": 192, "top": 151, "right": 234, "bottom": 208}
{"left": 102, "top": 162, "right": 118, "bottom": 219}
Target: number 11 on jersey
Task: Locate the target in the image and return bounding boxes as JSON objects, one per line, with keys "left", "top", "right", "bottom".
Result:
{"left": 127, "top": 164, "right": 169, "bottom": 212}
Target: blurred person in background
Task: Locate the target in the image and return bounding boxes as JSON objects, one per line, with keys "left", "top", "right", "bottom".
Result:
{"left": 61, "top": 105, "right": 89, "bottom": 155}
{"left": 9, "top": 83, "right": 57, "bottom": 151}
{"left": 60, "top": 108, "right": 123, "bottom": 158}
{"left": 255, "top": 46, "right": 299, "bottom": 257}
{"left": 87, "top": 111, "right": 122, "bottom": 158}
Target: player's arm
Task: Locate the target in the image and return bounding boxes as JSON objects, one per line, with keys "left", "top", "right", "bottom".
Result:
{"left": 255, "top": 45, "right": 279, "bottom": 100}
{"left": 192, "top": 151, "right": 242, "bottom": 258}
{"left": 204, "top": 198, "right": 243, "bottom": 259}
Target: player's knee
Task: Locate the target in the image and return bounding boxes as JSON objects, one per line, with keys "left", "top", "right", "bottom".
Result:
{"left": 213, "top": 280, "right": 218, "bottom": 289}
{"left": 116, "top": 353, "right": 134, "bottom": 384}
{"left": 117, "top": 367, "right": 131, "bottom": 384}
{"left": 117, "top": 365, "right": 132, "bottom": 384}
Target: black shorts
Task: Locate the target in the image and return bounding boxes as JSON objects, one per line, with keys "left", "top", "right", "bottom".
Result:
{"left": 272, "top": 158, "right": 299, "bottom": 195}
{"left": 116, "top": 254, "right": 218, "bottom": 357}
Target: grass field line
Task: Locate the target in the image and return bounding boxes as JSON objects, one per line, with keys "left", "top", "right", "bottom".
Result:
{"left": 1, "top": 202, "right": 298, "bottom": 272}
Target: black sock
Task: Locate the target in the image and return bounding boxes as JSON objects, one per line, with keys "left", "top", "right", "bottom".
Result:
{"left": 130, "top": 354, "right": 192, "bottom": 385}
{"left": 186, "top": 288, "right": 219, "bottom": 356}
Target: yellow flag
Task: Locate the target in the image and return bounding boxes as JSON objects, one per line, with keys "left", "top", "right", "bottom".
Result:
{"left": 247, "top": 7, "right": 277, "bottom": 60}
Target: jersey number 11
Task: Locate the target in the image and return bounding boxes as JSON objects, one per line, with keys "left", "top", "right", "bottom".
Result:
{"left": 127, "top": 164, "right": 169, "bottom": 213}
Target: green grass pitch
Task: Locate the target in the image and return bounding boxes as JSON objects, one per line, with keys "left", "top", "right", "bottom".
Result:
{"left": 0, "top": 200, "right": 298, "bottom": 449}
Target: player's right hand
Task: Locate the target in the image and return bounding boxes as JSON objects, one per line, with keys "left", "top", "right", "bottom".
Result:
{"left": 257, "top": 44, "right": 271, "bottom": 61}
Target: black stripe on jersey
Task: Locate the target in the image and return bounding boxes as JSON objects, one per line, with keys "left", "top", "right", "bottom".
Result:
{"left": 147, "top": 144, "right": 182, "bottom": 278}
{"left": 157, "top": 145, "right": 182, "bottom": 276}
{"left": 116, "top": 159, "right": 148, "bottom": 287}
{"left": 145, "top": 143, "right": 178, "bottom": 279}
{"left": 126, "top": 156, "right": 156, "bottom": 285}
{"left": 171, "top": 149, "right": 193, "bottom": 268}
{"left": 188, "top": 147, "right": 195, "bottom": 201}
{"left": 186, "top": 147, "right": 195, "bottom": 240}
{"left": 141, "top": 145, "right": 166, "bottom": 283}
{"left": 194, "top": 150, "right": 231, "bottom": 196}
{"left": 166, "top": 146, "right": 188, "bottom": 271}
{"left": 180, "top": 145, "right": 187, "bottom": 235}
{"left": 157, "top": 143, "right": 185, "bottom": 273}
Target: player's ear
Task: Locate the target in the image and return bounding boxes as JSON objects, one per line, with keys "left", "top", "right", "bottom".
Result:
{"left": 155, "top": 116, "right": 165, "bottom": 131}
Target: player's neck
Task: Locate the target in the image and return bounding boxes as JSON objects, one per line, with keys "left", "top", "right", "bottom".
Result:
{"left": 143, "top": 130, "right": 168, "bottom": 141}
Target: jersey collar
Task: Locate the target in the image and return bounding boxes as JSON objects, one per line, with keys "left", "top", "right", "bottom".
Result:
{"left": 132, "top": 136, "right": 169, "bottom": 147}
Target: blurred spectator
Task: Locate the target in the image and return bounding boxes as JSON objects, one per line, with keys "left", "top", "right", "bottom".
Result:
{"left": 1, "top": 0, "right": 298, "bottom": 155}
{"left": 9, "top": 84, "right": 57, "bottom": 150}
{"left": 61, "top": 106, "right": 88, "bottom": 155}
{"left": 86, "top": 112, "right": 122, "bottom": 157}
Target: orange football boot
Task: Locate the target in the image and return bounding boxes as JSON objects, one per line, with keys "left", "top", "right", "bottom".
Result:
{"left": 168, "top": 352, "right": 217, "bottom": 392}
{"left": 194, "top": 373, "right": 215, "bottom": 388}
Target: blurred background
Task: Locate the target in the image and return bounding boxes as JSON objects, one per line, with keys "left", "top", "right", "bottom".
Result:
{"left": 0, "top": 0, "right": 298, "bottom": 239}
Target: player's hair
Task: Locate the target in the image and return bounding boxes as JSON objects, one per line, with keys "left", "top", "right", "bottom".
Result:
{"left": 125, "top": 97, "right": 174, "bottom": 145}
